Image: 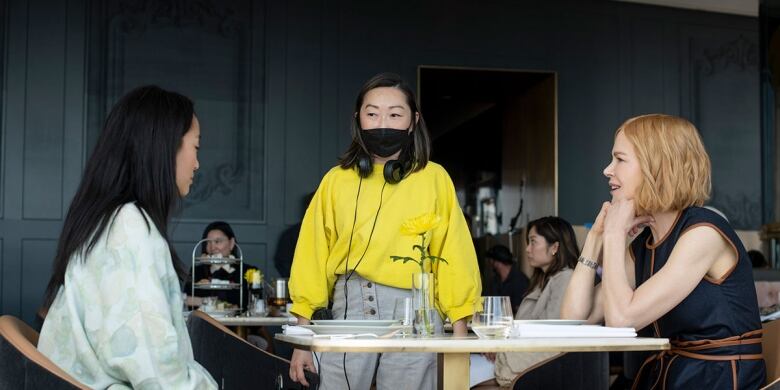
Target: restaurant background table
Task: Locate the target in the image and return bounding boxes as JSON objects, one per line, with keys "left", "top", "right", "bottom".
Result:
{"left": 276, "top": 334, "right": 670, "bottom": 390}
{"left": 215, "top": 315, "right": 296, "bottom": 339}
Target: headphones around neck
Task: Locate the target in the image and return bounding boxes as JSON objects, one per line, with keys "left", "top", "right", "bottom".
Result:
{"left": 356, "top": 151, "right": 411, "bottom": 184}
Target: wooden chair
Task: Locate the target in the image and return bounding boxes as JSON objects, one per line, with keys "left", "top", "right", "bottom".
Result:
{"left": 763, "top": 319, "right": 780, "bottom": 389}
{"left": 188, "top": 310, "right": 319, "bottom": 389}
{"left": 0, "top": 315, "right": 90, "bottom": 389}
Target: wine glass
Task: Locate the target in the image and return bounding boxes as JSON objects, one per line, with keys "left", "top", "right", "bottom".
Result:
{"left": 471, "top": 296, "right": 513, "bottom": 339}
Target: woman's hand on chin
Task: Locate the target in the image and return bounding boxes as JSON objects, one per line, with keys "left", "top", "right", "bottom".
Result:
{"left": 604, "top": 199, "right": 654, "bottom": 237}
{"left": 589, "top": 201, "right": 611, "bottom": 235}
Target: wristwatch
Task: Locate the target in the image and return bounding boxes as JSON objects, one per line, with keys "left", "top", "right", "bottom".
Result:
{"left": 578, "top": 256, "right": 598, "bottom": 270}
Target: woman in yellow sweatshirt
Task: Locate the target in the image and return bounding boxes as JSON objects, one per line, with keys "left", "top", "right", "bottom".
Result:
{"left": 288, "top": 72, "right": 481, "bottom": 389}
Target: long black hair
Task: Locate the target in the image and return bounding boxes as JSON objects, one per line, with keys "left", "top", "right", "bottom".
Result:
{"left": 338, "top": 72, "right": 431, "bottom": 175}
{"left": 43, "top": 85, "right": 194, "bottom": 309}
{"left": 200, "top": 221, "right": 239, "bottom": 258}
{"left": 525, "top": 216, "right": 579, "bottom": 295}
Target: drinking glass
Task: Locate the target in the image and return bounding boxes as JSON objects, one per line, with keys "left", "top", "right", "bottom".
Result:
{"left": 249, "top": 293, "right": 266, "bottom": 316}
{"left": 471, "top": 296, "right": 513, "bottom": 339}
{"left": 393, "top": 297, "right": 414, "bottom": 336}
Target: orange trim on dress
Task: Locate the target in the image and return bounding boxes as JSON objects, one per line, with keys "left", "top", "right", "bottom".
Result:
{"left": 645, "top": 210, "right": 683, "bottom": 249}
{"left": 630, "top": 329, "right": 764, "bottom": 390}
{"left": 679, "top": 222, "right": 739, "bottom": 285}
{"left": 632, "top": 211, "right": 760, "bottom": 389}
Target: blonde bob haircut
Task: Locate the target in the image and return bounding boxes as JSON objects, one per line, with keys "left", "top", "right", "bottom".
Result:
{"left": 616, "top": 114, "right": 711, "bottom": 215}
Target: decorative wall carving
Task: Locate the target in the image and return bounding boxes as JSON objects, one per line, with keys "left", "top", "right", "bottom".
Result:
{"left": 699, "top": 35, "right": 758, "bottom": 75}
{"left": 112, "top": 0, "right": 241, "bottom": 38}
{"left": 185, "top": 163, "right": 244, "bottom": 204}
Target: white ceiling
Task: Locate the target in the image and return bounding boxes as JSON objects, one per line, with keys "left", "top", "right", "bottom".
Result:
{"left": 614, "top": 0, "right": 758, "bottom": 17}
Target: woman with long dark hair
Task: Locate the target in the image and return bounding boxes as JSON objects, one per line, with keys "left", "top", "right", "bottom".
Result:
{"left": 472, "top": 216, "right": 579, "bottom": 387}
{"left": 37, "top": 86, "right": 216, "bottom": 389}
{"left": 521, "top": 217, "right": 579, "bottom": 304}
{"left": 288, "top": 72, "right": 481, "bottom": 388}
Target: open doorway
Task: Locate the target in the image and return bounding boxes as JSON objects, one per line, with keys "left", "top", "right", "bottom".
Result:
{"left": 418, "top": 66, "right": 557, "bottom": 236}
{"left": 418, "top": 66, "right": 557, "bottom": 284}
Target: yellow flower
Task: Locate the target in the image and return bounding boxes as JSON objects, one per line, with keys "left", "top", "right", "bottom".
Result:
{"left": 400, "top": 213, "right": 441, "bottom": 236}
{"left": 244, "top": 269, "right": 263, "bottom": 284}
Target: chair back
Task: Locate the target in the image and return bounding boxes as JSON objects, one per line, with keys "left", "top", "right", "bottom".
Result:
{"left": 511, "top": 352, "right": 609, "bottom": 389}
{"left": 188, "top": 310, "right": 319, "bottom": 389}
{"left": 0, "top": 315, "right": 89, "bottom": 389}
{"left": 764, "top": 320, "right": 780, "bottom": 388}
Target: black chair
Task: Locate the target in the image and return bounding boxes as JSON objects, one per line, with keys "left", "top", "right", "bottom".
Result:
{"left": 474, "top": 352, "right": 609, "bottom": 390}
{"left": 188, "top": 310, "right": 319, "bottom": 389}
{"left": 512, "top": 352, "right": 609, "bottom": 389}
{"left": 0, "top": 315, "right": 90, "bottom": 390}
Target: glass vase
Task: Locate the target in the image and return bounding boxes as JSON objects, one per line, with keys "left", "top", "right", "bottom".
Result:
{"left": 412, "top": 272, "right": 436, "bottom": 336}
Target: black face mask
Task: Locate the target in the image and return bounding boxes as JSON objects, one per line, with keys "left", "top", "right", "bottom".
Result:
{"left": 361, "top": 128, "right": 411, "bottom": 158}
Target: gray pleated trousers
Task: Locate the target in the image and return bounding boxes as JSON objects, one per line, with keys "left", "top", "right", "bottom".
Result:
{"left": 317, "top": 274, "right": 442, "bottom": 390}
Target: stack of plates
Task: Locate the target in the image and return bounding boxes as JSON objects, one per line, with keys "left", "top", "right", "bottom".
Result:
{"left": 302, "top": 319, "right": 405, "bottom": 336}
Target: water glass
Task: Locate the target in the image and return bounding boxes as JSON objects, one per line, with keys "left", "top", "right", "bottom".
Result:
{"left": 471, "top": 296, "right": 513, "bottom": 339}
{"left": 202, "top": 296, "right": 217, "bottom": 312}
{"left": 249, "top": 293, "right": 266, "bottom": 316}
{"left": 393, "top": 297, "right": 414, "bottom": 336}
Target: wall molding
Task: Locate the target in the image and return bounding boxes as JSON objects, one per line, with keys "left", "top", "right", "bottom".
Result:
{"left": 86, "top": 0, "right": 266, "bottom": 223}
{"left": 684, "top": 28, "right": 761, "bottom": 229}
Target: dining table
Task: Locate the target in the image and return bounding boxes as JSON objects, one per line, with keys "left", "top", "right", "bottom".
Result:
{"left": 276, "top": 333, "right": 670, "bottom": 390}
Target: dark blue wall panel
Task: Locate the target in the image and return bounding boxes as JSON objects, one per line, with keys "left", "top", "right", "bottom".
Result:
{"left": 0, "top": 0, "right": 763, "bottom": 321}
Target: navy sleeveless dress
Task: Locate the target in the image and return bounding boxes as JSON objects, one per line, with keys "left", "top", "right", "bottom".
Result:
{"left": 630, "top": 207, "right": 766, "bottom": 390}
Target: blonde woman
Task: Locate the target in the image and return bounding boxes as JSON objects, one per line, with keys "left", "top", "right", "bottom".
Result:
{"left": 561, "top": 114, "right": 765, "bottom": 389}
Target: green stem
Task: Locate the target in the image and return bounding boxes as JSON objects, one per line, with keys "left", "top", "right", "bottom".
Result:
{"left": 417, "top": 233, "right": 433, "bottom": 335}
{"left": 423, "top": 307, "right": 431, "bottom": 335}
{"left": 419, "top": 234, "right": 426, "bottom": 273}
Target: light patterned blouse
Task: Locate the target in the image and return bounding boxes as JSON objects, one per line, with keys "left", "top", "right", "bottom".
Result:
{"left": 38, "top": 203, "right": 217, "bottom": 389}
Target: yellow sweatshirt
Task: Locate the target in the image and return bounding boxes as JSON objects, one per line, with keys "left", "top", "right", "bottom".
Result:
{"left": 289, "top": 162, "right": 481, "bottom": 321}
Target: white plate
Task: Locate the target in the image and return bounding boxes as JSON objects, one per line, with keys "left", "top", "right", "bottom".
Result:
{"left": 194, "top": 282, "right": 241, "bottom": 290}
{"left": 300, "top": 324, "right": 406, "bottom": 336}
{"left": 199, "top": 308, "right": 239, "bottom": 318}
{"left": 309, "top": 320, "right": 400, "bottom": 327}
{"left": 513, "top": 319, "right": 586, "bottom": 325}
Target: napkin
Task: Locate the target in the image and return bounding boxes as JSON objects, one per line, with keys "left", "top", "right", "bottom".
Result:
{"left": 282, "top": 325, "right": 315, "bottom": 336}
{"left": 761, "top": 308, "right": 780, "bottom": 322}
{"left": 469, "top": 354, "right": 496, "bottom": 387}
{"left": 513, "top": 324, "right": 636, "bottom": 338}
